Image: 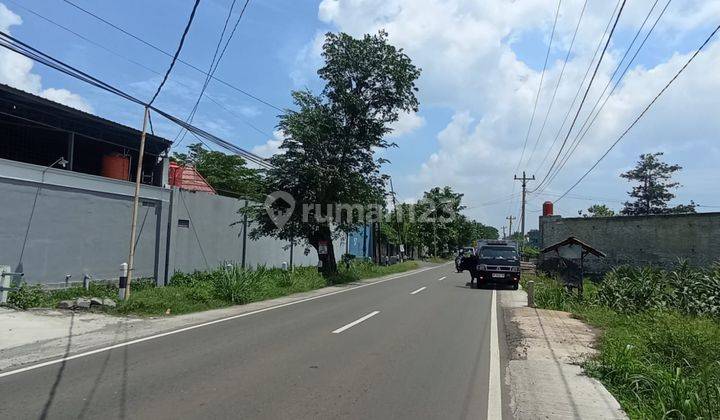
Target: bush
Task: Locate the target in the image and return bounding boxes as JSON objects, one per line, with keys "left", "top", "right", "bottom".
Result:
{"left": 521, "top": 245, "right": 540, "bottom": 259}
{"left": 7, "top": 283, "right": 49, "bottom": 310}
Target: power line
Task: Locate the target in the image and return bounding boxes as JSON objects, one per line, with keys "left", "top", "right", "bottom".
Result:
{"left": 532, "top": 0, "right": 627, "bottom": 193}
{"left": 60, "top": 0, "right": 283, "bottom": 112}
{"left": 515, "top": 0, "right": 562, "bottom": 171}
{"left": 538, "top": 0, "right": 672, "bottom": 192}
{"left": 175, "top": 0, "right": 252, "bottom": 146}
{"left": 0, "top": 31, "right": 272, "bottom": 168}
{"left": 525, "top": 0, "right": 588, "bottom": 166}
{"left": 4, "top": 0, "right": 275, "bottom": 147}
{"left": 554, "top": 23, "right": 720, "bottom": 203}
{"left": 148, "top": 0, "right": 201, "bottom": 106}
{"left": 532, "top": 0, "right": 622, "bottom": 177}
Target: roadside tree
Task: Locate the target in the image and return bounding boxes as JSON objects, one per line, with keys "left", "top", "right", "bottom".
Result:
{"left": 621, "top": 153, "right": 696, "bottom": 215}
{"left": 246, "top": 31, "right": 421, "bottom": 276}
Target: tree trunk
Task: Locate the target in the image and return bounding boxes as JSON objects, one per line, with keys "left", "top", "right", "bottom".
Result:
{"left": 310, "top": 224, "right": 338, "bottom": 277}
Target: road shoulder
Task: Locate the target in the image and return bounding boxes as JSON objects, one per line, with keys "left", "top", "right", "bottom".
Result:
{"left": 498, "top": 289, "right": 627, "bottom": 419}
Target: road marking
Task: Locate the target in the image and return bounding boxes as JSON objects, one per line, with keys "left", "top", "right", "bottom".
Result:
{"left": 438, "top": 276, "right": 446, "bottom": 281}
{"left": 487, "top": 290, "right": 502, "bottom": 419}
{"left": 331, "top": 311, "right": 380, "bottom": 334}
{"left": 0, "top": 265, "right": 444, "bottom": 379}
{"left": 410, "top": 286, "right": 427, "bottom": 295}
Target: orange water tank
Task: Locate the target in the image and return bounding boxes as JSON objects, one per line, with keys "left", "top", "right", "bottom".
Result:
{"left": 543, "top": 201, "right": 554, "bottom": 216}
{"left": 101, "top": 154, "right": 130, "bottom": 181}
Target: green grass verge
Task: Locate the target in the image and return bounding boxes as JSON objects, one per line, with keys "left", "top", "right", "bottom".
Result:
{"left": 6, "top": 261, "right": 420, "bottom": 317}
{"left": 523, "top": 274, "right": 720, "bottom": 419}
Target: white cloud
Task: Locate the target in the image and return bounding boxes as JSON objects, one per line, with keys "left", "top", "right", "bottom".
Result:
{"left": 312, "top": 0, "right": 720, "bottom": 229}
{"left": 0, "top": 3, "right": 92, "bottom": 113}
{"left": 388, "top": 111, "right": 425, "bottom": 138}
{"left": 290, "top": 32, "right": 326, "bottom": 88}
{"left": 252, "top": 130, "right": 286, "bottom": 158}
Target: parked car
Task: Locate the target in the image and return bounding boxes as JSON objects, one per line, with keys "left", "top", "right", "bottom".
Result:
{"left": 468, "top": 240, "right": 520, "bottom": 289}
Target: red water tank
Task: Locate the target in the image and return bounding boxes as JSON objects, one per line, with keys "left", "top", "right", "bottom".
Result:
{"left": 543, "top": 201, "right": 554, "bottom": 216}
{"left": 101, "top": 154, "right": 130, "bottom": 181}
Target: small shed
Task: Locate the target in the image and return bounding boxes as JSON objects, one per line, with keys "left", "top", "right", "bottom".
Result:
{"left": 540, "top": 236, "right": 606, "bottom": 294}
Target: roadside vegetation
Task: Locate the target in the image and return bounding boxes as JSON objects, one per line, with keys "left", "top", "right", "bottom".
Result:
{"left": 524, "top": 262, "right": 720, "bottom": 419}
{"left": 6, "top": 260, "right": 419, "bottom": 316}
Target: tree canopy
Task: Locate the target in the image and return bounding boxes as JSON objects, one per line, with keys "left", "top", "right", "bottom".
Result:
{"left": 586, "top": 204, "right": 615, "bottom": 217}
{"left": 247, "top": 31, "right": 421, "bottom": 276}
{"left": 172, "top": 143, "right": 262, "bottom": 199}
{"left": 620, "top": 152, "right": 695, "bottom": 215}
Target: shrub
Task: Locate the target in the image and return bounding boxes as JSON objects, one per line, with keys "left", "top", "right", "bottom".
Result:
{"left": 7, "top": 283, "right": 49, "bottom": 310}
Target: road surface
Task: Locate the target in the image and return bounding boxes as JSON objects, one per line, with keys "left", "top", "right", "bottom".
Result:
{"left": 0, "top": 264, "right": 507, "bottom": 419}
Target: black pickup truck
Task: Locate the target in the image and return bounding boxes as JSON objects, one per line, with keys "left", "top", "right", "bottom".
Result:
{"left": 468, "top": 240, "right": 520, "bottom": 289}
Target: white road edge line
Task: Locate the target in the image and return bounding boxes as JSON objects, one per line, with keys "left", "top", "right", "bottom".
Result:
{"left": 409, "top": 286, "right": 427, "bottom": 295}
{"left": 0, "top": 265, "right": 443, "bottom": 379}
{"left": 331, "top": 311, "right": 380, "bottom": 334}
{"left": 438, "top": 276, "right": 446, "bottom": 281}
{"left": 487, "top": 289, "right": 502, "bottom": 419}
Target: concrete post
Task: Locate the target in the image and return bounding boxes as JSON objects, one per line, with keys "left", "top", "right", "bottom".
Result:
{"left": 527, "top": 280, "right": 535, "bottom": 308}
{"left": 0, "top": 265, "right": 10, "bottom": 304}
{"left": 119, "top": 262, "right": 128, "bottom": 301}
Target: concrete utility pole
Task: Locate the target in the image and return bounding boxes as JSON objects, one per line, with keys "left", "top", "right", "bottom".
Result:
{"left": 514, "top": 171, "right": 535, "bottom": 241}
{"left": 506, "top": 215, "right": 516, "bottom": 238}
{"left": 501, "top": 226, "right": 507, "bottom": 239}
{"left": 126, "top": 106, "right": 150, "bottom": 299}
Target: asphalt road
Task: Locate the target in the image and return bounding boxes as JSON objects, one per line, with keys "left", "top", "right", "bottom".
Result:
{"left": 0, "top": 264, "right": 504, "bottom": 420}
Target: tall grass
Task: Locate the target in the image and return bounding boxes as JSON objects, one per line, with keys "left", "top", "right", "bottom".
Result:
{"left": 7, "top": 261, "right": 421, "bottom": 316}
{"left": 119, "top": 266, "right": 327, "bottom": 315}
{"left": 524, "top": 261, "right": 720, "bottom": 419}
{"left": 598, "top": 261, "right": 720, "bottom": 318}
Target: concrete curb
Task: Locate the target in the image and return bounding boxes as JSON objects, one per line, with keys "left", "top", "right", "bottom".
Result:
{"left": 498, "top": 288, "right": 627, "bottom": 419}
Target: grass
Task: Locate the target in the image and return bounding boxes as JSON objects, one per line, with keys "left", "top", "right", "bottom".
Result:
{"left": 6, "top": 260, "right": 420, "bottom": 317}
{"left": 523, "top": 268, "right": 720, "bottom": 419}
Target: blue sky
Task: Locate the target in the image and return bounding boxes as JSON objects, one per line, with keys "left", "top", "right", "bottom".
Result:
{"left": 2, "top": 0, "right": 719, "bottom": 232}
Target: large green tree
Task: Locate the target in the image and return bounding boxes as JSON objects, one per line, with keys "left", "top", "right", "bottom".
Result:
{"left": 247, "top": 31, "right": 420, "bottom": 276}
{"left": 620, "top": 152, "right": 695, "bottom": 215}
{"left": 417, "top": 186, "right": 464, "bottom": 256}
{"left": 172, "top": 143, "right": 262, "bottom": 199}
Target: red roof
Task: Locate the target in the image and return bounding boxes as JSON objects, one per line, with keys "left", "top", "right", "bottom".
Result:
{"left": 168, "top": 163, "right": 216, "bottom": 194}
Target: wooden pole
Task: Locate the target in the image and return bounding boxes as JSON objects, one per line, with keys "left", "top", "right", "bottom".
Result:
{"left": 125, "top": 106, "right": 150, "bottom": 299}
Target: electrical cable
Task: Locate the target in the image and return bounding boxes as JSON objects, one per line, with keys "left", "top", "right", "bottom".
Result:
{"left": 515, "top": 0, "right": 562, "bottom": 171}
{"left": 532, "top": 0, "right": 622, "bottom": 177}
{"left": 553, "top": 23, "right": 720, "bottom": 203}
{"left": 61, "top": 0, "right": 283, "bottom": 112}
{"left": 147, "top": 0, "right": 201, "bottom": 106}
{"left": 4, "top": 0, "right": 276, "bottom": 145}
{"left": 175, "top": 0, "right": 252, "bottom": 147}
{"left": 531, "top": 0, "right": 628, "bottom": 193}
{"left": 525, "top": 0, "right": 588, "bottom": 166}
{"left": 537, "top": 0, "right": 671, "bottom": 193}
{"left": 0, "top": 31, "right": 272, "bottom": 168}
